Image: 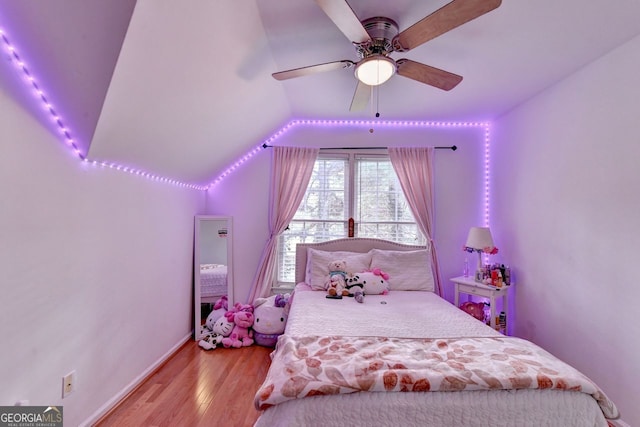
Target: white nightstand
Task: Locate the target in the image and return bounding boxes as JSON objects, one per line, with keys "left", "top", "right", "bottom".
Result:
{"left": 450, "top": 276, "right": 511, "bottom": 333}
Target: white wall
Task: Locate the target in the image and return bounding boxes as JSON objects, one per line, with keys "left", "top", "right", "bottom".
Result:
{"left": 0, "top": 81, "right": 204, "bottom": 425}
{"left": 493, "top": 35, "right": 640, "bottom": 425}
{"left": 207, "top": 122, "right": 488, "bottom": 304}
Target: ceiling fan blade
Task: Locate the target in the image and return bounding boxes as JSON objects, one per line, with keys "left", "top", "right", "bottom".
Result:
{"left": 272, "top": 60, "right": 355, "bottom": 81}
{"left": 394, "top": 0, "right": 502, "bottom": 51}
{"left": 315, "top": 0, "right": 371, "bottom": 43}
{"left": 350, "top": 81, "right": 371, "bottom": 111}
{"left": 396, "top": 59, "right": 462, "bottom": 91}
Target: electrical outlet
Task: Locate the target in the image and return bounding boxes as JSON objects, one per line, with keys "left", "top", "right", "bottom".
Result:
{"left": 62, "top": 370, "right": 76, "bottom": 398}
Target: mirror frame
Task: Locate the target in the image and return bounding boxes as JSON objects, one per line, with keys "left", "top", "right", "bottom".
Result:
{"left": 194, "top": 215, "right": 234, "bottom": 340}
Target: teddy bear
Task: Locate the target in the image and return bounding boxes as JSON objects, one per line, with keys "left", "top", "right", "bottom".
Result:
{"left": 221, "top": 303, "right": 255, "bottom": 348}
{"left": 198, "top": 314, "right": 234, "bottom": 350}
{"left": 252, "top": 293, "right": 290, "bottom": 347}
{"left": 325, "top": 260, "right": 349, "bottom": 298}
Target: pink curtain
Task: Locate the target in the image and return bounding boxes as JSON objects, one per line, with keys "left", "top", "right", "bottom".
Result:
{"left": 248, "top": 146, "right": 319, "bottom": 302}
{"left": 388, "top": 147, "right": 443, "bottom": 297}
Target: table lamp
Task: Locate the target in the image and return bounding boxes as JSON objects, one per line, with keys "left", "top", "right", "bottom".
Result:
{"left": 465, "top": 226, "right": 495, "bottom": 270}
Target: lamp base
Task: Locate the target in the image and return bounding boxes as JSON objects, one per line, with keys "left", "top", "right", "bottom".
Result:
{"left": 474, "top": 252, "right": 484, "bottom": 282}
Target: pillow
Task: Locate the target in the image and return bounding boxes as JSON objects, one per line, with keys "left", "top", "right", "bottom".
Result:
{"left": 305, "top": 248, "right": 372, "bottom": 290}
{"left": 369, "top": 248, "right": 434, "bottom": 292}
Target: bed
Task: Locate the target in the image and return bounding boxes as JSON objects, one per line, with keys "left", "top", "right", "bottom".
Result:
{"left": 199, "top": 263, "right": 228, "bottom": 303}
{"left": 253, "top": 238, "right": 618, "bottom": 427}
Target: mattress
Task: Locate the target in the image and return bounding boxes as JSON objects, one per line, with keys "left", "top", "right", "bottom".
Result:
{"left": 254, "top": 290, "right": 613, "bottom": 427}
{"left": 285, "top": 289, "right": 500, "bottom": 339}
{"left": 200, "top": 264, "right": 227, "bottom": 298}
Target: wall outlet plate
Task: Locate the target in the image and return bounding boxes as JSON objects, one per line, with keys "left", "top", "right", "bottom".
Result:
{"left": 62, "top": 370, "right": 76, "bottom": 398}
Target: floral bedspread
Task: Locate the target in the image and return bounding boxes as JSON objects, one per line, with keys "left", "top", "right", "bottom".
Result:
{"left": 254, "top": 335, "right": 618, "bottom": 419}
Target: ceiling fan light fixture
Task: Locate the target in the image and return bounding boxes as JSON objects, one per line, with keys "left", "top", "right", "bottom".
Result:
{"left": 355, "top": 55, "right": 396, "bottom": 86}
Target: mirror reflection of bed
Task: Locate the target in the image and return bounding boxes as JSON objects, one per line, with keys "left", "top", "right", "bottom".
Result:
{"left": 194, "top": 216, "right": 233, "bottom": 339}
{"left": 199, "top": 263, "right": 227, "bottom": 306}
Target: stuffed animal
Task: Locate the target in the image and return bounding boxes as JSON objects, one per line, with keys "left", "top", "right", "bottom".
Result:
{"left": 326, "top": 276, "right": 347, "bottom": 298}
{"left": 459, "top": 301, "right": 486, "bottom": 321}
{"left": 345, "top": 274, "right": 365, "bottom": 303}
{"left": 347, "top": 270, "right": 390, "bottom": 301}
{"left": 204, "top": 295, "right": 228, "bottom": 331}
{"left": 325, "top": 260, "right": 349, "bottom": 297}
{"left": 361, "top": 269, "right": 389, "bottom": 295}
{"left": 274, "top": 293, "right": 289, "bottom": 310}
{"left": 198, "top": 314, "right": 234, "bottom": 350}
{"left": 253, "top": 294, "right": 290, "bottom": 347}
{"left": 222, "top": 303, "right": 255, "bottom": 348}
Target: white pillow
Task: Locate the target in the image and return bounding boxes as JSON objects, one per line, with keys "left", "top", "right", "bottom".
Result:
{"left": 369, "top": 248, "right": 434, "bottom": 292}
{"left": 305, "top": 248, "right": 372, "bottom": 290}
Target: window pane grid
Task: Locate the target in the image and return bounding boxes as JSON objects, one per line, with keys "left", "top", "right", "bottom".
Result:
{"left": 356, "top": 158, "right": 414, "bottom": 223}
{"left": 277, "top": 154, "right": 424, "bottom": 285}
{"left": 277, "top": 220, "right": 348, "bottom": 284}
{"left": 294, "top": 158, "right": 348, "bottom": 221}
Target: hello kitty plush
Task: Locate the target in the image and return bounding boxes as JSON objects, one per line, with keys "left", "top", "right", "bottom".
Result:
{"left": 347, "top": 269, "right": 390, "bottom": 301}
{"left": 204, "top": 295, "right": 229, "bottom": 331}
{"left": 253, "top": 294, "right": 290, "bottom": 347}
{"left": 198, "top": 314, "right": 234, "bottom": 350}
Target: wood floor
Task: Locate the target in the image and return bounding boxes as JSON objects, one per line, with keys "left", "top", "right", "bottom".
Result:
{"left": 94, "top": 341, "right": 273, "bottom": 427}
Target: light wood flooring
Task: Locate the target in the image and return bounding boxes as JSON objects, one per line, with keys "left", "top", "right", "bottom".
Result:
{"left": 94, "top": 341, "right": 273, "bottom": 427}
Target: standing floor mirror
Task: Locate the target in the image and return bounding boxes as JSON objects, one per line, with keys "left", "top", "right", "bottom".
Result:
{"left": 194, "top": 215, "right": 233, "bottom": 340}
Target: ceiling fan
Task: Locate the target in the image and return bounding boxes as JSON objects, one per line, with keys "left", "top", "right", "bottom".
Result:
{"left": 272, "top": 0, "right": 502, "bottom": 111}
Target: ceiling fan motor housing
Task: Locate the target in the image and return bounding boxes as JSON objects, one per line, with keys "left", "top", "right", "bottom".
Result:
{"left": 356, "top": 17, "right": 399, "bottom": 58}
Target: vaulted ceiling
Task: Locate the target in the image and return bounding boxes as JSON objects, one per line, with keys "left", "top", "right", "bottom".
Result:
{"left": 2, "top": 0, "right": 639, "bottom": 186}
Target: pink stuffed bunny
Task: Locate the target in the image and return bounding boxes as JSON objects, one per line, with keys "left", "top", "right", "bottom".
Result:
{"left": 222, "top": 303, "right": 255, "bottom": 348}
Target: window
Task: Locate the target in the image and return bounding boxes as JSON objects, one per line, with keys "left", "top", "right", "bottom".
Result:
{"left": 275, "top": 151, "right": 424, "bottom": 288}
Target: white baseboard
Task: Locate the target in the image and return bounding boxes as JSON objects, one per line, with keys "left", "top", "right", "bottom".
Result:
{"left": 79, "top": 333, "right": 192, "bottom": 427}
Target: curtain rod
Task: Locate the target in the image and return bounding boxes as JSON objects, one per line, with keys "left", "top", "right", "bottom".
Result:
{"left": 261, "top": 144, "right": 457, "bottom": 151}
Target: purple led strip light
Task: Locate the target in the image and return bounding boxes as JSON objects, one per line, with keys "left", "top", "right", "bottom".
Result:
{"left": 212, "top": 120, "right": 492, "bottom": 229}
{"left": 0, "top": 27, "right": 206, "bottom": 190}
{"left": 1, "top": 29, "right": 84, "bottom": 159}
{"left": 1, "top": 26, "right": 491, "bottom": 198}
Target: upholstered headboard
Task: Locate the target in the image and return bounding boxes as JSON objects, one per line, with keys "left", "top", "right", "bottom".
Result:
{"left": 295, "top": 237, "right": 427, "bottom": 284}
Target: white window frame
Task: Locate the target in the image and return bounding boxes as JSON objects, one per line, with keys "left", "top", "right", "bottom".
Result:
{"left": 274, "top": 149, "right": 424, "bottom": 290}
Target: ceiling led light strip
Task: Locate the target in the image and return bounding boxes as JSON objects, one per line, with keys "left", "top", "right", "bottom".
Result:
{"left": 0, "top": 26, "right": 205, "bottom": 190}
{"left": 0, "top": 29, "right": 83, "bottom": 160}
{"left": 210, "top": 120, "right": 492, "bottom": 231}
{"left": 210, "top": 145, "right": 266, "bottom": 187}
{"left": 208, "top": 122, "right": 299, "bottom": 187}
